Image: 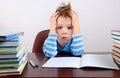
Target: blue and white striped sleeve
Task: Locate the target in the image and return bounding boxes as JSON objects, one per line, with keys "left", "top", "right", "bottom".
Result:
{"left": 71, "top": 34, "right": 84, "bottom": 56}
{"left": 43, "top": 33, "right": 58, "bottom": 57}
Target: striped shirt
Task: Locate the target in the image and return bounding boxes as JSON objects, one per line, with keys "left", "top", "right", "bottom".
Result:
{"left": 43, "top": 33, "right": 84, "bottom": 57}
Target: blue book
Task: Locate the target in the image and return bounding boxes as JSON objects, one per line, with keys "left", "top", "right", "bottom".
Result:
{"left": 0, "top": 32, "right": 24, "bottom": 41}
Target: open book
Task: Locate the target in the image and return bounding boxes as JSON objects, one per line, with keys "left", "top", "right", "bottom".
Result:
{"left": 42, "top": 54, "right": 119, "bottom": 70}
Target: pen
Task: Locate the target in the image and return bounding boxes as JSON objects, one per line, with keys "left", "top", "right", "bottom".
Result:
{"left": 29, "top": 60, "right": 38, "bottom": 68}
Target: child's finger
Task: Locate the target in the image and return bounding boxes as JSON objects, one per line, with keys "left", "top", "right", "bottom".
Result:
{"left": 51, "top": 12, "right": 59, "bottom": 18}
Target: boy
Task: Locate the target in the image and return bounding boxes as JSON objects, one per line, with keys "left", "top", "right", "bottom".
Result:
{"left": 43, "top": 3, "right": 84, "bottom": 57}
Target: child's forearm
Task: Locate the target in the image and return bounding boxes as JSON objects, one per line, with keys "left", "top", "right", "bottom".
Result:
{"left": 43, "top": 33, "right": 58, "bottom": 57}
{"left": 73, "top": 23, "right": 80, "bottom": 35}
{"left": 50, "top": 26, "right": 56, "bottom": 33}
{"left": 71, "top": 34, "right": 84, "bottom": 55}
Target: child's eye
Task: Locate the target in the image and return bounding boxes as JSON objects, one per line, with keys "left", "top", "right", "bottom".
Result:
{"left": 57, "top": 26, "right": 62, "bottom": 29}
{"left": 68, "top": 27, "right": 73, "bottom": 29}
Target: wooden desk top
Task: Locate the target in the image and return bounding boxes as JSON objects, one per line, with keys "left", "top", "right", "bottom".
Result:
{"left": 3, "top": 52, "right": 120, "bottom": 77}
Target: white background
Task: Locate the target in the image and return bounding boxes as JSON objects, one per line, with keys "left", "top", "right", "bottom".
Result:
{"left": 0, "top": 0, "right": 120, "bottom": 53}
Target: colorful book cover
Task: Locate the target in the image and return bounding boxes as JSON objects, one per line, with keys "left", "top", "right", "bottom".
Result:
{"left": 0, "top": 32, "right": 24, "bottom": 41}
{"left": 113, "top": 59, "right": 120, "bottom": 68}
{"left": 0, "top": 40, "right": 19, "bottom": 47}
{"left": 113, "top": 42, "right": 120, "bottom": 49}
{"left": 0, "top": 37, "right": 19, "bottom": 42}
{"left": 0, "top": 45, "right": 25, "bottom": 59}
{"left": 111, "top": 30, "right": 120, "bottom": 36}
{"left": 112, "top": 46, "right": 120, "bottom": 53}
{"left": 0, "top": 52, "right": 27, "bottom": 65}
{"left": 0, "top": 63, "right": 19, "bottom": 69}
{"left": 0, "top": 58, "right": 28, "bottom": 76}
{"left": 0, "top": 59, "right": 19, "bottom": 64}
{"left": 0, "top": 54, "right": 18, "bottom": 59}
{"left": 0, "top": 45, "right": 24, "bottom": 55}
{"left": 16, "top": 45, "right": 25, "bottom": 57}
{"left": 114, "top": 39, "right": 120, "bottom": 45}
{"left": 113, "top": 50, "right": 120, "bottom": 57}
{"left": 111, "top": 34, "right": 120, "bottom": 41}
{"left": 0, "top": 54, "right": 27, "bottom": 70}
{"left": 0, "top": 46, "right": 19, "bottom": 54}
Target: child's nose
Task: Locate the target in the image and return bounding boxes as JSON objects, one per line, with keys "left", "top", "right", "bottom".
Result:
{"left": 62, "top": 28, "right": 68, "bottom": 34}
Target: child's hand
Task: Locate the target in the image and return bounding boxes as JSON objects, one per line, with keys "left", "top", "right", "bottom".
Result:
{"left": 69, "top": 11, "right": 80, "bottom": 35}
{"left": 50, "top": 12, "right": 59, "bottom": 33}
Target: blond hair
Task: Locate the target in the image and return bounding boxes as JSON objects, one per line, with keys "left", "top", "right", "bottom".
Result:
{"left": 56, "top": 3, "right": 71, "bottom": 17}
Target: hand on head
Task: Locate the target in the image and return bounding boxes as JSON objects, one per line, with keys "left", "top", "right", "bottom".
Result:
{"left": 69, "top": 11, "right": 80, "bottom": 35}
{"left": 50, "top": 12, "right": 59, "bottom": 33}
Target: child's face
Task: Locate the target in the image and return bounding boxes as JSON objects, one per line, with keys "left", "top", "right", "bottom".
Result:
{"left": 56, "top": 16, "right": 73, "bottom": 46}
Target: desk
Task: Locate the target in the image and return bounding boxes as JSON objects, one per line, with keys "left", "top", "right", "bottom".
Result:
{"left": 4, "top": 52, "right": 120, "bottom": 77}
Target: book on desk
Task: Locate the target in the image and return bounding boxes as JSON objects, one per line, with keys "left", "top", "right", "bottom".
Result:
{"left": 0, "top": 32, "right": 28, "bottom": 76}
{"left": 111, "top": 30, "right": 120, "bottom": 69}
{"left": 42, "top": 53, "right": 119, "bottom": 70}
{"left": 0, "top": 32, "right": 23, "bottom": 41}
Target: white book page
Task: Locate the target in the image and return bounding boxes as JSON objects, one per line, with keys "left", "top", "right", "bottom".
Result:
{"left": 42, "top": 57, "right": 81, "bottom": 68}
{"left": 80, "top": 54, "right": 119, "bottom": 70}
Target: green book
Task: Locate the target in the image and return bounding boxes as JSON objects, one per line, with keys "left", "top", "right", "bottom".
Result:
{"left": 0, "top": 58, "right": 28, "bottom": 76}
{"left": 0, "top": 41, "right": 19, "bottom": 47}
{"left": 0, "top": 52, "right": 27, "bottom": 64}
{"left": 113, "top": 59, "right": 120, "bottom": 68}
{"left": 0, "top": 46, "right": 19, "bottom": 54}
{"left": 0, "top": 63, "right": 19, "bottom": 69}
{"left": 0, "top": 45, "right": 25, "bottom": 59}
{"left": 0, "top": 72, "right": 21, "bottom": 76}
{"left": 0, "top": 59, "right": 19, "bottom": 64}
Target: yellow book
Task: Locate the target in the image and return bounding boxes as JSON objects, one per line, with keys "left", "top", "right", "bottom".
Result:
{"left": 16, "top": 45, "right": 25, "bottom": 57}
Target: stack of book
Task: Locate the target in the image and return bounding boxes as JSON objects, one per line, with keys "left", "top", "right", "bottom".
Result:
{"left": 111, "top": 30, "right": 120, "bottom": 67}
{"left": 0, "top": 32, "right": 28, "bottom": 76}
